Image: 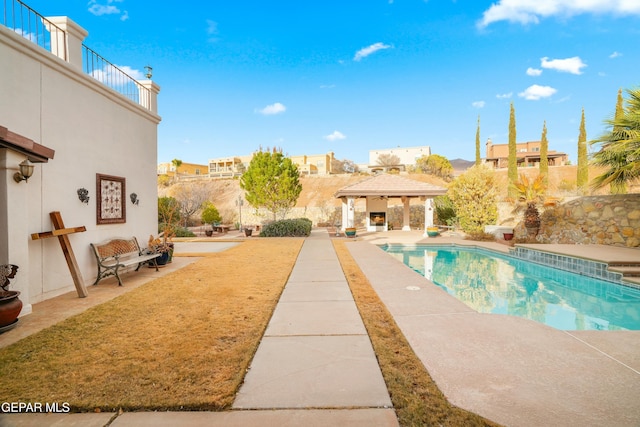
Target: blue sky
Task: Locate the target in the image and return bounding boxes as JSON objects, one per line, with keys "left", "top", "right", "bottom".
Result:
{"left": 24, "top": 0, "right": 640, "bottom": 165}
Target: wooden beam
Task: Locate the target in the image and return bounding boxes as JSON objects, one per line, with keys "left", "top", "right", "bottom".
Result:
{"left": 31, "top": 226, "right": 86, "bottom": 240}
{"left": 31, "top": 212, "right": 88, "bottom": 298}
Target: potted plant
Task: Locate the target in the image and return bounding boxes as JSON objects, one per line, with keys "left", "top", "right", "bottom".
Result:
{"left": 426, "top": 226, "right": 440, "bottom": 237}
{"left": 147, "top": 235, "right": 171, "bottom": 266}
{"left": 344, "top": 227, "right": 357, "bottom": 237}
{"left": 244, "top": 226, "right": 253, "bottom": 237}
{"left": 0, "top": 264, "right": 22, "bottom": 331}
{"left": 201, "top": 202, "right": 222, "bottom": 238}
{"left": 512, "top": 174, "right": 546, "bottom": 237}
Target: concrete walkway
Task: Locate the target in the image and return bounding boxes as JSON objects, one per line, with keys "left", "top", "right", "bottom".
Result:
{"left": 232, "top": 230, "right": 395, "bottom": 418}
{"left": 1, "top": 232, "right": 399, "bottom": 427}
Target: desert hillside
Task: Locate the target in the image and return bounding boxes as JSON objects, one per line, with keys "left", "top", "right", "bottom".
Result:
{"left": 160, "top": 165, "right": 635, "bottom": 226}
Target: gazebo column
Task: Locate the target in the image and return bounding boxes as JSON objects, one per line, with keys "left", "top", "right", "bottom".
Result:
{"left": 424, "top": 197, "right": 435, "bottom": 237}
{"left": 341, "top": 197, "right": 356, "bottom": 230}
{"left": 401, "top": 196, "right": 411, "bottom": 231}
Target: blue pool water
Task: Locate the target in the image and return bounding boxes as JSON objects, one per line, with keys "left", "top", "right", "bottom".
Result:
{"left": 380, "top": 244, "right": 640, "bottom": 331}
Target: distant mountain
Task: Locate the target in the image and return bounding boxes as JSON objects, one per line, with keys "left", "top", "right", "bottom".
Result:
{"left": 449, "top": 158, "right": 474, "bottom": 172}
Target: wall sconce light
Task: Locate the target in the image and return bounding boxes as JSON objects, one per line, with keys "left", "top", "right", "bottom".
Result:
{"left": 13, "top": 159, "right": 34, "bottom": 183}
{"left": 144, "top": 65, "right": 153, "bottom": 79}
{"left": 130, "top": 193, "right": 139, "bottom": 205}
{"left": 77, "top": 188, "right": 90, "bottom": 204}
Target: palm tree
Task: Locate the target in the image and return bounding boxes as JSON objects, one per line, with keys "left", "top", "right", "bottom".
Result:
{"left": 589, "top": 87, "right": 640, "bottom": 191}
{"left": 171, "top": 158, "right": 182, "bottom": 182}
{"left": 512, "top": 174, "right": 546, "bottom": 234}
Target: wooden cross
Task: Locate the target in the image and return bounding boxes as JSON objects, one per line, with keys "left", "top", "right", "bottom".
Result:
{"left": 31, "top": 211, "right": 88, "bottom": 298}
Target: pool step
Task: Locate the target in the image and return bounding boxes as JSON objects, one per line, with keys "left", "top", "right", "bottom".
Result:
{"left": 609, "top": 266, "right": 640, "bottom": 277}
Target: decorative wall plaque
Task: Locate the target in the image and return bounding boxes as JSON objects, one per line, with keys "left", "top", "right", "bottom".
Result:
{"left": 96, "top": 173, "right": 126, "bottom": 224}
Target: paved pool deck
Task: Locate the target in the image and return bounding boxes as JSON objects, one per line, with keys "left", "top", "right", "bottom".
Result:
{"left": 1, "top": 229, "right": 640, "bottom": 426}
{"left": 348, "top": 231, "right": 640, "bottom": 427}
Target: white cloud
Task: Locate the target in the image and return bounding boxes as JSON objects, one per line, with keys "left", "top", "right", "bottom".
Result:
{"left": 116, "top": 65, "right": 144, "bottom": 80}
{"left": 325, "top": 131, "right": 346, "bottom": 141}
{"left": 472, "top": 101, "right": 486, "bottom": 108}
{"left": 541, "top": 56, "right": 586, "bottom": 74}
{"left": 320, "top": 84, "right": 336, "bottom": 89}
{"left": 90, "top": 64, "right": 144, "bottom": 84}
{"left": 354, "top": 42, "right": 392, "bottom": 61}
{"left": 526, "top": 67, "right": 542, "bottom": 76}
{"left": 206, "top": 20, "right": 219, "bottom": 42}
{"left": 496, "top": 92, "right": 513, "bottom": 99}
{"left": 609, "top": 51, "right": 622, "bottom": 58}
{"left": 257, "top": 102, "right": 286, "bottom": 115}
{"left": 478, "top": 0, "right": 640, "bottom": 28}
{"left": 518, "top": 84, "right": 557, "bottom": 100}
{"left": 88, "top": 0, "right": 124, "bottom": 17}
{"left": 120, "top": 10, "right": 129, "bottom": 21}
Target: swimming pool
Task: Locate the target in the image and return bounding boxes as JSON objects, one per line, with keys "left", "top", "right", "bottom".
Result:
{"left": 380, "top": 244, "right": 640, "bottom": 331}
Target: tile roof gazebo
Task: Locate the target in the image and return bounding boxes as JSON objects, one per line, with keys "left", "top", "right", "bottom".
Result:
{"left": 334, "top": 174, "right": 447, "bottom": 234}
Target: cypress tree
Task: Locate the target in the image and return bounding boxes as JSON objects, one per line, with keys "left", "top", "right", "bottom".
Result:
{"left": 539, "top": 121, "right": 549, "bottom": 187}
{"left": 611, "top": 89, "right": 626, "bottom": 194}
{"left": 475, "top": 115, "right": 481, "bottom": 166}
{"left": 508, "top": 102, "right": 517, "bottom": 198}
{"left": 577, "top": 108, "right": 588, "bottom": 193}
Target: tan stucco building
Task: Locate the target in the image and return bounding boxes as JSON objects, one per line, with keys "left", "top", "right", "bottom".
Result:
{"left": 484, "top": 138, "right": 568, "bottom": 169}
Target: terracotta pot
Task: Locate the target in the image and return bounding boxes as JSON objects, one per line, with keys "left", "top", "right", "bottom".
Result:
{"left": 503, "top": 233, "right": 514, "bottom": 241}
{"left": 0, "top": 291, "right": 22, "bottom": 329}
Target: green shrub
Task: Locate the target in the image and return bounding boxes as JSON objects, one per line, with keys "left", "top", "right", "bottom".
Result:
{"left": 434, "top": 195, "right": 456, "bottom": 226}
{"left": 201, "top": 202, "right": 222, "bottom": 225}
{"left": 260, "top": 218, "right": 312, "bottom": 237}
{"left": 158, "top": 223, "right": 195, "bottom": 238}
{"left": 448, "top": 166, "right": 497, "bottom": 233}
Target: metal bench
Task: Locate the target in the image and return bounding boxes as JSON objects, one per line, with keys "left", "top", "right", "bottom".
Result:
{"left": 90, "top": 237, "right": 161, "bottom": 286}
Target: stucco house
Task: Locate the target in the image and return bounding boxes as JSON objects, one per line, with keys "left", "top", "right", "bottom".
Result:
{"left": 1, "top": 6, "right": 160, "bottom": 317}
{"left": 484, "top": 138, "right": 568, "bottom": 169}
{"left": 157, "top": 162, "right": 208, "bottom": 179}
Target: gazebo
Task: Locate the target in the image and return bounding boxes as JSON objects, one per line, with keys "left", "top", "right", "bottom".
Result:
{"left": 334, "top": 174, "right": 447, "bottom": 234}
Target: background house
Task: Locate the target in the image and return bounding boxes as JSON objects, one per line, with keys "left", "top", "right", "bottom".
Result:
{"left": 484, "top": 138, "right": 568, "bottom": 169}
{"left": 290, "top": 152, "right": 334, "bottom": 175}
{"left": 367, "top": 145, "right": 431, "bottom": 173}
{"left": 158, "top": 162, "right": 208, "bottom": 179}
{"left": 208, "top": 154, "right": 253, "bottom": 178}
{"left": 1, "top": 6, "right": 160, "bottom": 314}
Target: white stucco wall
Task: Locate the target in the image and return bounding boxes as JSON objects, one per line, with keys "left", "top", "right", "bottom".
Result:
{"left": 0, "top": 20, "right": 161, "bottom": 311}
{"left": 368, "top": 146, "right": 431, "bottom": 166}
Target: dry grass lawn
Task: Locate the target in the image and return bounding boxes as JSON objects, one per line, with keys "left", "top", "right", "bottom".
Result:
{"left": 0, "top": 239, "right": 303, "bottom": 412}
{"left": 1, "top": 237, "right": 500, "bottom": 425}
{"left": 333, "top": 241, "right": 500, "bottom": 427}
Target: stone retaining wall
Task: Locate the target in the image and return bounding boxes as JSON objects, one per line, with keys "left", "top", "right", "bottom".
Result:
{"left": 538, "top": 194, "right": 640, "bottom": 247}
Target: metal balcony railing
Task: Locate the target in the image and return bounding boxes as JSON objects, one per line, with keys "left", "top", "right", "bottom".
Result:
{"left": 2, "top": 0, "right": 150, "bottom": 108}
{"left": 1, "top": 0, "right": 65, "bottom": 59}
{"left": 82, "top": 45, "right": 150, "bottom": 106}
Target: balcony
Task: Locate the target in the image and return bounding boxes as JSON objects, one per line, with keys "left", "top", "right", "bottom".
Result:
{"left": 1, "top": 0, "right": 156, "bottom": 111}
